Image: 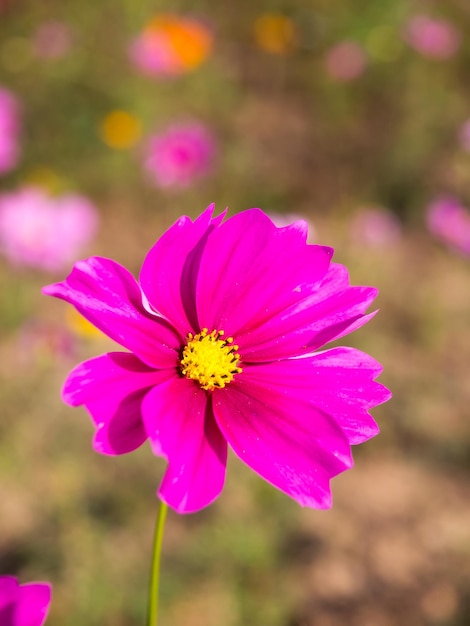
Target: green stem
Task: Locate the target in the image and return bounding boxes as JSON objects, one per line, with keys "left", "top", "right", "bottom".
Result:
{"left": 147, "top": 499, "right": 168, "bottom": 626}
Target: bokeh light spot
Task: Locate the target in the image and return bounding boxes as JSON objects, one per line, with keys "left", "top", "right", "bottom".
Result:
{"left": 254, "top": 14, "right": 295, "bottom": 54}
{"left": 99, "top": 110, "right": 142, "bottom": 149}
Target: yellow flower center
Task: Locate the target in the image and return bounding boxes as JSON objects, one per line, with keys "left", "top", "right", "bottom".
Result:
{"left": 180, "top": 328, "right": 242, "bottom": 391}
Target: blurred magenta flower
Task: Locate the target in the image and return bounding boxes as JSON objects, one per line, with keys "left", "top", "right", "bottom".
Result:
{"left": 0, "top": 87, "right": 20, "bottom": 174}
{"left": 325, "top": 41, "right": 367, "bottom": 82}
{"left": 129, "top": 14, "right": 212, "bottom": 77}
{"left": 0, "top": 577, "right": 51, "bottom": 626}
{"left": 427, "top": 197, "right": 470, "bottom": 256}
{"left": 33, "top": 21, "right": 73, "bottom": 59}
{"left": 143, "top": 122, "right": 216, "bottom": 189}
{"left": 0, "top": 187, "right": 99, "bottom": 271}
{"left": 404, "top": 15, "right": 460, "bottom": 59}
{"left": 44, "top": 207, "right": 391, "bottom": 514}
{"left": 350, "top": 208, "right": 402, "bottom": 247}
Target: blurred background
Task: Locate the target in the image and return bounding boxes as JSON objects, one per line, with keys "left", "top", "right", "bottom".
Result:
{"left": 1, "top": 1, "right": 470, "bottom": 625}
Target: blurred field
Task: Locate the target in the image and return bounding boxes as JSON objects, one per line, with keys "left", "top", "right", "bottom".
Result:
{"left": 1, "top": 1, "right": 470, "bottom": 625}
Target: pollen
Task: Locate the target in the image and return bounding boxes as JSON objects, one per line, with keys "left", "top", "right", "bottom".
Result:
{"left": 180, "top": 328, "right": 242, "bottom": 391}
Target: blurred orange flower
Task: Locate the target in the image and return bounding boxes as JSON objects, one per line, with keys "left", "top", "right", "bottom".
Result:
{"left": 253, "top": 14, "right": 295, "bottom": 55}
{"left": 129, "top": 15, "right": 213, "bottom": 77}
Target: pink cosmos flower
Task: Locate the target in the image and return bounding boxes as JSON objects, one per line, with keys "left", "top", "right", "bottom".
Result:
{"left": 0, "top": 87, "right": 20, "bottom": 174}
{"left": 426, "top": 197, "right": 470, "bottom": 256}
{"left": 350, "top": 208, "right": 402, "bottom": 247}
{"left": 0, "top": 187, "right": 99, "bottom": 272}
{"left": 325, "top": 41, "right": 367, "bottom": 82}
{"left": 0, "top": 577, "right": 51, "bottom": 626}
{"left": 404, "top": 15, "right": 461, "bottom": 60}
{"left": 143, "top": 123, "right": 216, "bottom": 189}
{"left": 43, "top": 207, "right": 391, "bottom": 514}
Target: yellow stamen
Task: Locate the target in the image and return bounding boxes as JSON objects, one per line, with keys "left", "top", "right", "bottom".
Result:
{"left": 180, "top": 328, "right": 242, "bottom": 391}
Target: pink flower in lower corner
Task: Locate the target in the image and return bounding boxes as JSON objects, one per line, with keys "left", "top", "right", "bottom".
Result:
{"left": 0, "top": 87, "right": 20, "bottom": 175}
{"left": 143, "top": 122, "right": 216, "bottom": 189}
{"left": 43, "top": 207, "right": 391, "bottom": 514}
{"left": 426, "top": 197, "right": 470, "bottom": 256}
{"left": 0, "top": 187, "right": 99, "bottom": 272}
{"left": 0, "top": 577, "right": 51, "bottom": 626}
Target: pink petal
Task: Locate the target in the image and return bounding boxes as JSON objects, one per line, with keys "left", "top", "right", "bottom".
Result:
{"left": 43, "top": 256, "right": 181, "bottom": 368}
{"left": 142, "top": 378, "right": 227, "bottom": 513}
{"left": 63, "top": 352, "right": 172, "bottom": 455}
{"left": 0, "top": 575, "right": 17, "bottom": 599}
{"left": 238, "top": 262, "right": 378, "bottom": 361}
{"left": 196, "top": 209, "right": 333, "bottom": 341}
{"left": 15, "top": 583, "right": 51, "bottom": 626}
{"left": 239, "top": 347, "right": 391, "bottom": 445}
{"left": 0, "top": 576, "right": 17, "bottom": 619}
{"left": 308, "top": 263, "right": 378, "bottom": 344}
{"left": 0, "top": 603, "right": 14, "bottom": 624}
{"left": 213, "top": 377, "right": 354, "bottom": 509}
{"left": 140, "top": 205, "right": 225, "bottom": 336}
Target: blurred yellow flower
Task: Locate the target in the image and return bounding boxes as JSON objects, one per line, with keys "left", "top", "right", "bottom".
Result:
{"left": 23, "top": 167, "right": 67, "bottom": 194}
{"left": 366, "top": 25, "right": 403, "bottom": 62}
{"left": 253, "top": 14, "right": 295, "bottom": 55}
{"left": 66, "top": 308, "right": 103, "bottom": 339}
{"left": 99, "top": 110, "right": 142, "bottom": 149}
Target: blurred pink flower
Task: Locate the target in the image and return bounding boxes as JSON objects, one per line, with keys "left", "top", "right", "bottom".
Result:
{"left": 33, "top": 21, "right": 73, "bottom": 59}
{"left": 325, "top": 41, "right": 367, "bottom": 82}
{"left": 350, "top": 208, "right": 402, "bottom": 247}
{"left": 426, "top": 197, "right": 470, "bottom": 256}
{"left": 17, "top": 319, "right": 76, "bottom": 365}
{"left": 44, "top": 206, "right": 390, "bottom": 514}
{"left": 0, "top": 87, "right": 20, "bottom": 174}
{"left": 0, "top": 187, "right": 99, "bottom": 271}
{"left": 458, "top": 119, "right": 470, "bottom": 152}
{"left": 143, "top": 122, "right": 216, "bottom": 189}
{"left": 0, "top": 0, "right": 11, "bottom": 15}
{"left": 404, "top": 15, "right": 461, "bottom": 59}
{"left": 129, "top": 15, "right": 212, "bottom": 77}
{"left": 0, "top": 576, "right": 51, "bottom": 626}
